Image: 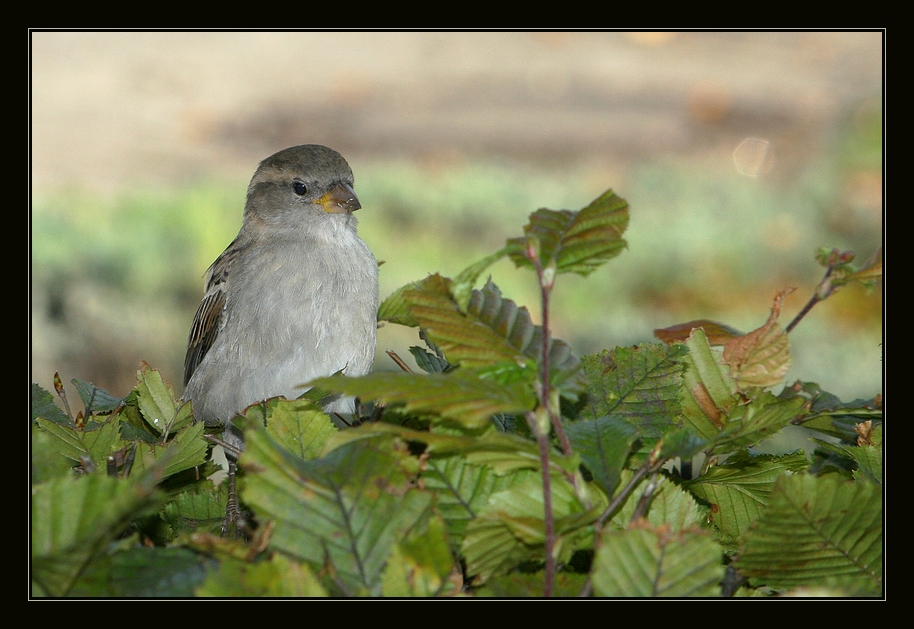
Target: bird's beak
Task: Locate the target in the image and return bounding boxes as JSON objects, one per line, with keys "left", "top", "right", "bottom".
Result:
{"left": 318, "top": 183, "right": 361, "bottom": 214}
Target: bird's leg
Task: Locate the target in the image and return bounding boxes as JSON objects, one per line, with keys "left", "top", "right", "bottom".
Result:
{"left": 221, "top": 459, "right": 244, "bottom": 537}
{"left": 216, "top": 423, "right": 250, "bottom": 538}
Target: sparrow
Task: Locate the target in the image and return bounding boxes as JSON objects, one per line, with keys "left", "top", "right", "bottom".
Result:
{"left": 182, "top": 144, "right": 379, "bottom": 467}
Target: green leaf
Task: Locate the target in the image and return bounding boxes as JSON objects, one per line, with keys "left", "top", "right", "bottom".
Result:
{"left": 196, "top": 553, "right": 328, "bottom": 597}
{"left": 462, "top": 473, "right": 596, "bottom": 583}
{"left": 161, "top": 483, "right": 229, "bottom": 536}
{"left": 82, "top": 417, "right": 122, "bottom": 468}
{"left": 71, "top": 378, "right": 124, "bottom": 413}
{"left": 31, "top": 472, "right": 164, "bottom": 596}
{"left": 452, "top": 248, "right": 510, "bottom": 310}
{"left": 679, "top": 329, "right": 741, "bottom": 439}
{"left": 778, "top": 381, "right": 882, "bottom": 441}
{"left": 201, "top": 554, "right": 328, "bottom": 597}
{"left": 476, "top": 571, "right": 588, "bottom": 597}
{"left": 591, "top": 524, "right": 725, "bottom": 597}
{"left": 848, "top": 423, "right": 882, "bottom": 484}
{"left": 711, "top": 393, "right": 807, "bottom": 455}
{"left": 239, "top": 429, "right": 434, "bottom": 596}
{"left": 134, "top": 365, "right": 181, "bottom": 436}
{"left": 608, "top": 472, "right": 705, "bottom": 532}
{"left": 31, "top": 383, "right": 70, "bottom": 425}
{"left": 736, "top": 474, "right": 882, "bottom": 594}
{"left": 684, "top": 450, "right": 808, "bottom": 545}
{"left": 309, "top": 369, "right": 536, "bottom": 428}
{"left": 405, "top": 274, "right": 529, "bottom": 368}
{"left": 237, "top": 398, "right": 336, "bottom": 461}
{"left": 34, "top": 417, "right": 91, "bottom": 465}
{"left": 409, "top": 345, "right": 450, "bottom": 373}
{"left": 575, "top": 344, "right": 685, "bottom": 448}
{"left": 159, "top": 421, "right": 209, "bottom": 477}
{"left": 68, "top": 547, "right": 214, "bottom": 597}
{"left": 505, "top": 188, "right": 629, "bottom": 277}
{"left": 378, "top": 279, "right": 422, "bottom": 327}
{"left": 465, "top": 280, "right": 584, "bottom": 395}
{"left": 122, "top": 421, "right": 209, "bottom": 478}
{"left": 31, "top": 424, "right": 75, "bottom": 483}
{"left": 565, "top": 416, "right": 639, "bottom": 496}
{"left": 328, "top": 421, "right": 581, "bottom": 477}
{"left": 421, "top": 454, "right": 526, "bottom": 545}
{"left": 403, "top": 277, "right": 583, "bottom": 395}
{"left": 381, "top": 515, "right": 460, "bottom": 597}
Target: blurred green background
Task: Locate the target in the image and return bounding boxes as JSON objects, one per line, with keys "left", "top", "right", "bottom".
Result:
{"left": 30, "top": 31, "right": 883, "bottom": 404}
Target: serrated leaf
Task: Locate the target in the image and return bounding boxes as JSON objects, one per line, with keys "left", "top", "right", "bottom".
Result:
{"left": 409, "top": 345, "right": 451, "bottom": 373}
{"left": 421, "top": 455, "right": 527, "bottom": 545}
{"left": 711, "top": 393, "right": 807, "bottom": 455}
{"left": 168, "top": 400, "right": 195, "bottom": 434}
{"left": 135, "top": 365, "right": 180, "bottom": 435}
{"left": 462, "top": 473, "right": 595, "bottom": 583}
{"left": 237, "top": 398, "right": 335, "bottom": 461}
{"left": 31, "top": 472, "right": 164, "bottom": 596}
{"left": 685, "top": 450, "right": 808, "bottom": 545}
{"left": 722, "top": 289, "right": 793, "bottom": 389}
{"left": 657, "top": 428, "right": 709, "bottom": 461}
{"left": 161, "top": 483, "right": 228, "bottom": 535}
{"left": 82, "top": 417, "right": 122, "bottom": 468}
{"left": 381, "top": 515, "right": 460, "bottom": 597}
{"left": 476, "top": 571, "right": 588, "bottom": 597}
{"left": 240, "top": 429, "right": 434, "bottom": 596}
{"left": 576, "top": 344, "right": 685, "bottom": 447}
{"left": 159, "top": 421, "right": 209, "bottom": 476}
{"left": 405, "top": 274, "right": 528, "bottom": 367}
{"left": 123, "top": 421, "right": 208, "bottom": 478}
{"left": 378, "top": 279, "right": 422, "bottom": 327}
{"left": 736, "top": 474, "right": 882, "bottom": 594}
{"left": 32, "top": 383, "right": 70, "bottom": 425}
{"left": 71, "top": 378, "right": 124, "bottom": 413}
{"left": 466, "top": 280, "right": 584, "bottom": 394}
{"left": 196, "top": 553, "right": 328, "bottom": 597}
{"left": 326, "top": 421, "right": 580, "bottom": 477}
{"left": 505, "top": 188, "right": 629, "bottom": 277}
{"left": 565, "top": 416, "right": 638, "bottom": 496}
{"left": 309, "top": 370, "right": 536, "bottom": 428}
{"left": 31, "top": 425, "right": 75, "bottom": 483}
{"left": 679, "top": 329, "right": 741, "bottom": 439}
{"left": 69, "top": 547, "right": 214, "bottom": 597}
{"left": 404, "top": 276, "right": 584, "bottom": 395}
{"left": 452, "top": 248, "right": 510, "bottom": 310}
{"left": 608, "top": 472, "right": 705, "bottom": 532}
{"left": 591, "top": 523, "right": 724, "bottom": 597}
{"left": 849, "top": 438, "right": 883, "bottom": 485}
{"left": 778, "top": 381, "right": 882, "bottom": 441}
{"left": 34, "top": 417, "right": 90, "bottom": 464}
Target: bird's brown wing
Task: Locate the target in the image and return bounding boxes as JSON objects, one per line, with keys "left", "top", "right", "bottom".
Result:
{"left": 183, "top": 239, "right": 242, "bottom": 386}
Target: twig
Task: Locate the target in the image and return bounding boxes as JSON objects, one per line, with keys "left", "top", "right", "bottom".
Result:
{"left": 630, "top": 472, "right": 664, "bottom": 522}
{"left": 596, "top": 463, "right": 652, "bottom": 529}
{"left": 205, "top": 433, "right": 244, "bottom": 460}
{"left": 386, "top": 349, "right": 414, "bottom": 373}
{"left": 526, "top": 410, "right": 556, "bottom": 598}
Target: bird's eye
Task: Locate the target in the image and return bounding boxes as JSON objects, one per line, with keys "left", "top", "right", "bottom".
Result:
{"left": 292, "top": 181, "right": 308, "bottom": 196}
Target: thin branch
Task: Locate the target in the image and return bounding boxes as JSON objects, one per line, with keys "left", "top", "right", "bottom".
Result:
{"left": 385, "top": 349, "right": 414, "bottom": 373}
{"left": 630, "top": 472, "right": 664, "bottom": 522}
{"left": 526, "top": 410, "right": 556, "bottom": 598}
{"left": 596, "top": 463, "right": 652, "bottom": 529}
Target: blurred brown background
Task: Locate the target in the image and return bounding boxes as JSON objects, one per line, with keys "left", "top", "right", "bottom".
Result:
{"left": 30, "top": 31, "right": 883, "bottom": 406}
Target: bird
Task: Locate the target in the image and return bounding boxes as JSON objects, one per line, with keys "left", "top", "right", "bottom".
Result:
{"left": 182, "top": 144, "right": 379, "bottom": 532}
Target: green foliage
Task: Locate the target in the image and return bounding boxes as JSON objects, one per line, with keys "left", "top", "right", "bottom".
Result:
{"left": 31, "top": 188, "right": 882, "bottom": 598}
